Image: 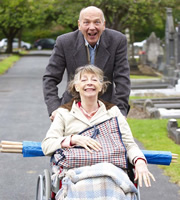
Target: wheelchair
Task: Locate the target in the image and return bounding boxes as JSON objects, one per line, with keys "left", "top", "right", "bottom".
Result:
{"left": 36, "top": 161, "right": 141, "bottom": 200}
{"left": 36, "top": 169, "right": 51, "bottom": 200}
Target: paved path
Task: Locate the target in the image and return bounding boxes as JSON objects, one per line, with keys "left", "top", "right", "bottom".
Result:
{"left": 0, "top": 55, "right": 179, "bottom": 199}
{"left": 0, "top": 56, "right": 52, "bottom": 199}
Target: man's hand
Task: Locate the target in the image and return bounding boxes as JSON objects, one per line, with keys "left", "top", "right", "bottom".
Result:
{"left": 50, "top": 109, "right": 58, "bottom": 121}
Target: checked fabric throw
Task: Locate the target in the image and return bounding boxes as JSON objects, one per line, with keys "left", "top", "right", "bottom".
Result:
{"left": 53, "top": 117, "right": 128, "bottom": 169}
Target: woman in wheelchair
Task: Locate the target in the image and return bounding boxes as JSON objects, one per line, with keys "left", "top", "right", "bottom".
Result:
{"left": 42, "top": 64, "right": 155, "bottom": 199}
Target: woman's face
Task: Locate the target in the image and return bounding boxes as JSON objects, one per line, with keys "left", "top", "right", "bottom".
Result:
{"left": 75, "top": 72, "right": 102, "bottom": 99}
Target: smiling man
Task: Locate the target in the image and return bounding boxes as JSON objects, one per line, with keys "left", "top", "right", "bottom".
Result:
{"left": 78, "top": 7, "right": 105, "bottom": 47}
{"left": 43, "top": 6, "right": 130, "bottom": 121}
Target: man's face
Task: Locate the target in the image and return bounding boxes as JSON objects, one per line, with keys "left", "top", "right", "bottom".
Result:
{"left": 78, "top": 8, "right": 105, "bottom": 47}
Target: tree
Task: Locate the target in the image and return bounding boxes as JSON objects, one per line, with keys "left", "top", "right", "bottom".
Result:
{"left": 53, "top": 0, "right": 86, "bottom": 31}
{"left": 90, "top": 0, "right": 179, "bottom": 41}
{"left": 0, "top": 0, "right": 56, "bottom": 53}
{"left": 52, "top": 0, "right": 180, "bottom": 42}
{"left": 1, "top": 0, "right": 179, "bottom": 53}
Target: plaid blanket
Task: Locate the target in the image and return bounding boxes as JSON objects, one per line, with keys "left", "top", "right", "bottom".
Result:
{"left": 55, "top": 163, "right": 137, "bottom": 200}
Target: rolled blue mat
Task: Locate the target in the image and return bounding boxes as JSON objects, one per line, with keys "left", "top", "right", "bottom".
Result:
{"left": 22, "top": 141, "right": 172, "bottom": 165}
{"left": 22, "top": 141, "right": 44, "bottom": 157}
{"left": 142, "top": 150, "right": 172, "bottom": 165}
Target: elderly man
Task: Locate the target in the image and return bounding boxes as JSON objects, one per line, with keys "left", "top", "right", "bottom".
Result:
{"left": 43, "top": 6, "right": 130, "bottom": 121}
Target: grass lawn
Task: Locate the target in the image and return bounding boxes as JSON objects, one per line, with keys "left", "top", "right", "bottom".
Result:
{"left": 127, "top": 118, "right": 180, "bottom": 186}
{"left": 130, "top": 95, "right": 164, "bottom": 100}
{"left": 0, "top": 55, "right": 20, "bottom": 75}
{"left": 130, "top": 75, "right": 162, "bottom": 79}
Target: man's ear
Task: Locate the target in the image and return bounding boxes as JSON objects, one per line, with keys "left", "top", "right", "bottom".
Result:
{"left": 103, "top": 20, "right": 106, "bottom": 31}
{"left": 78, "top": 20, "right": 81, "bottom": 30}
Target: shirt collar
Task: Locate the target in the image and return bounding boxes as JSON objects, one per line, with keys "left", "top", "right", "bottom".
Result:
{"left": 84, "top": 38, "right": 100, "bottom": 49}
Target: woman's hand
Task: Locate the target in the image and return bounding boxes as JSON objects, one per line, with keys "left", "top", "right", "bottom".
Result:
{"left": 71, "top": 135, "right": 102, "bottom": 153}
{"left": 134, "top": 159, "right": 155, "bottom": 187}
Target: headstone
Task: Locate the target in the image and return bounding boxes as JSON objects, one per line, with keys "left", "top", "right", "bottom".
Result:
{"left": 167, "top": 119, "right": 180, "bottom": 144}
{"left": 143, "top": 99, "right": 160, "bottom": 118}
{"left": 165, "top": 8, "right": 175, "bottom": 67}
{"left": 175, "top": 79, "right": 180, "bottom": 91}
{"left": 145, "top": 32, "right": 163, "bottom": 69}
{"left": 131, "top": 97, "right": 180, "bottom": 119}
{"left": 164, "top": 8, "right": 179, "bottom": 85}
{"left": 176, "top": 22, "right": 180, "bottom": 79}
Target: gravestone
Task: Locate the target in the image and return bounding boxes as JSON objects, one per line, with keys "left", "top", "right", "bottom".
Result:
{"left": 175, "top": 79, "right": 180, "bottom": 91}
{"left": 164, "top": 8, "right": 180, "bottom": 85}
{"left": 145, "top": 32, "right": 164, "bottom": 69}
{"left": 167, "top": 119, "right": 180, "bottom": 144}
{"left": 177, "top": 23, "right": 180, "bottom": 68}
{"left": 175, "top": 22, "right": 180, "bottom": 79}
{"left": 131, "top": 97, "right": 180, "bottom": 119}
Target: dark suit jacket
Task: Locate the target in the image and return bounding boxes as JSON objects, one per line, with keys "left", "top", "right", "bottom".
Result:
{"left": 43, "top": 28, "right": 130, "bottom": 116}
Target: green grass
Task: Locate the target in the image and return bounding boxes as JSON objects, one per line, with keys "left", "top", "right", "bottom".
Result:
{"left": 130, "top": 75, "right": 161, "bottom": 79}
{"left": 127, "top": 118, "right": 180, "bottom": 186}
{"left": 0, "top": 55, "right": 20, "bottom": 75}
{"left": 130, "top": 96, "right": 159, "bottom": 100}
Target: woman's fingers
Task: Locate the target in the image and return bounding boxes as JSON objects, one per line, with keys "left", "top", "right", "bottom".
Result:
{"left": 84, "top": 145, "right": 93, "bottom": 153}
{"left": 143, "top": 173, "right": 151, "bottom": 187}
{"left": 137, "top": 171, "right": 156, "bottom": 187}
{"left": 149, "top": 172, "right": 156, "bottom": 182}
{"left": 88, "top": 139, "right": 102, "bottom": 150}
{"left": 83, "top": 139, "right": 101, "bottom": 153}
{"left": 72, "top": 135, "right": 102, "bottom": 153}
{"left": 143, "top": 172, "right": 156, "bottom": 187}
{"left": 135, "top": 171, "right": 143, "bottom": 187}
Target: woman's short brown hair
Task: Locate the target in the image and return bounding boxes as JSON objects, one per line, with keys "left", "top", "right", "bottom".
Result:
{"left": 68, "top": 65, "right": 110, "bottom": 100}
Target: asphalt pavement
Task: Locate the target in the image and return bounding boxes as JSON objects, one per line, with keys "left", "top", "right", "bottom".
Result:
{"left": 0, "top": 53, "right": 179, "bottom": 199}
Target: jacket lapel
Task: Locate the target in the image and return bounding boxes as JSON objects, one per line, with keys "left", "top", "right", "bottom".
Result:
{"left": 95, "top": 30, "right": 110, "bottom": 69}
{"left": 73, "top": 31, "right": 88, "bottom": 67}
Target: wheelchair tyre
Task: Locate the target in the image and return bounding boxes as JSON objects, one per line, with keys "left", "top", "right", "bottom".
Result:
{"left": 36, "top": 169, "right": 51, "bottom": 200}
{"left": 36, "top": 174, "right": 43, "bottom": 200}
{"left": 136, "top": 184, "right": 141, "bottom": 200}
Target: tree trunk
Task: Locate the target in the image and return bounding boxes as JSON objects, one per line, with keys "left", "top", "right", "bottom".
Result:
{"left": 130, "top": 31, "right": 135, "bottom": 60}
{"left": 6, "top": 37, "right": 13, "bottom": 53}
{"left": 18, "top": 29, "right": 22, "bottom": 49}
{"left": 2, "top": 27, "right": 20, "bottom": 53}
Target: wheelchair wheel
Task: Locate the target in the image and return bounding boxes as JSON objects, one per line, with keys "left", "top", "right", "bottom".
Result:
{"left": 36, "top": 169, "right": 51, "bottom": 200}
{"left": 136, "top": 183, "right": 141, "bottom": 200}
